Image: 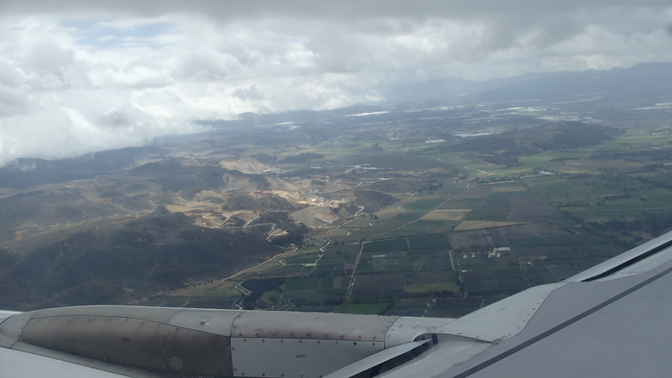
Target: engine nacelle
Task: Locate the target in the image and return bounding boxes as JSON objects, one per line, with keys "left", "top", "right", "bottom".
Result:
{"left": 0, "top": 306, "right": 451, "bottom": 378}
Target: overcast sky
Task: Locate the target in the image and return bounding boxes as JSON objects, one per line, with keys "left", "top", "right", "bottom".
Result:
{"left": 1, "top": 1, "right": 672, "bottom": 166}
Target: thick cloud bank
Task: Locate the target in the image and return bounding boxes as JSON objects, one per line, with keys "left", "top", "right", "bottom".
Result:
{"left": 0, "top": 1, "right": 671, "bottom": 165}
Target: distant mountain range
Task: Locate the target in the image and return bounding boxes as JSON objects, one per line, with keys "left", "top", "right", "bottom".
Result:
{"left": 376, "top": 62, "right": 672, "bottom": 104}
{"left": 191, "top": 62, "right": 672, "bottom": 130}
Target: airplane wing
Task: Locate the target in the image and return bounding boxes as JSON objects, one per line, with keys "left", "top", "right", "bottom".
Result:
{"left": 373, "top": 230, "right": 672, "bottom": 378}
{"left": 3, "top": 231, "right": 672, "bottom": 378}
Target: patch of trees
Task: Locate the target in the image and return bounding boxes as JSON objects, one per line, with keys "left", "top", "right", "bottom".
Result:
{"left": 482, "top": 155, "right": 520, "bottom": 167}
{"left": 179, "top": 187, "right": 202, "bottom": 200}
{"left": 281, "top": 152, "right": 325, "bottom": 163}
{"left": 248, "top": 174, "right": 271, "bottom": 189}
{"left": 241, "top": 278, "right": 286, "bottom": 304}
{"left": 438, "top": 122, "right": 619, "bottom": 168}
{"left": 354, "top": 190, "right": 398, "bottom": 210}
{"left": 592, "top": 214, "right": 672, "bottom": 237}
{"left": 417, "top": 179, "right": 444, "bottom": 193}
{"left": 532, "top": 122, "right": 622, "bottom": 150}
{"left": 270, "top": 233, "right": 304, "bottom": 247}
{"left": 253, "top": 212, "right": 310, "bottom": 235}
{"left": 440, "top": 136, "right": 517, "bottom": 153}
{"left": 591, "top": 149, "right": 672, "bottom": 162}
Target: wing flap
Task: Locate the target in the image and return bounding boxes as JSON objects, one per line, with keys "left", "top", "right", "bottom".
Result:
{"left": 323, "top": 340, "right": 430, "bottom": 378}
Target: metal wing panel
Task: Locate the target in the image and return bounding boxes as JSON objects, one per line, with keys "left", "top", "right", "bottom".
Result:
{"left": 0, "top": 345, "right": 145, "bottom": 378}
{"left": 230, "top": 310, "right": 398, "bottom": 341}
{"left": 452, "top": 260, "right": 672, "bottom": 378}
{"left": 0, "top": 310, "right": 20, "bottom": 322}
{"left": 376, "top": 336, "right": 490, "bottom": 378}
{"left": 432, "top": 283, "right": 564, "bottom": 343}
{"left": 230, "top": 337, "right": 384, "bottom": 378}
{"left": 168, "top": 308, "right": 243, "bottom": 336}
{"left": 28, "top": 305, "right": 180, "bottom": 323}
{"left": 0, "top": 311, "right": 34, "bottom": 348}
{"left": 385, "top": 317, "right": 455, "bottom": 348}
{"left": 323, "top": 340, "right": 430, "bottom": 378}
{"left": 378, "top": 231, "right": 672, "bottom": 378}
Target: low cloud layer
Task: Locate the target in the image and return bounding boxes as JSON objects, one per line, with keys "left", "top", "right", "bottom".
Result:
{"left": 0, "top": 1, "right": 671, "bottom": 165}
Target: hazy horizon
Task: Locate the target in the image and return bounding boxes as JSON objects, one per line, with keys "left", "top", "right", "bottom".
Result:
{"left": 1, "top": 1, "right": 672, "bottom": 165}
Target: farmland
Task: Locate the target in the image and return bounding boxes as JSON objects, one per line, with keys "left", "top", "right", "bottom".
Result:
{"left": 143, "top": 120, "right": 672, "bottom": 319}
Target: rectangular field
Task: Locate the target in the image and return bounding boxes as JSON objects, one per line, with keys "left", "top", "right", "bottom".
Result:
{"left": 437, "top": 198, "right": 484, "bottom": 210}
{"left": 449, "top": 228, "right": 506, "bottom": 250}
{"left": 364, "top": 238, "right": 409, "bottom": 252}
{"left": 454, "top": 221, "right": 527, "bottom": 231}
{"left": 508, "top": 196, "right": 558, "bottom": 222}
{"left": 373, "top": 220, "right": 457, "bottom": 239}
{"left": 333, "top": 218, "right": 408, "bottom": 242}
{"left": 462, "top": 268, "right": 530, "bottom": 296}
{"left": 408, "top": 234, "right": 450, "bottom": 250}
{"left": 351, "top": 273, "right": 406, "bottom": 301}
{"left": 451, "top": 185, "right": 492, "bottom": 199}
{"left": 407, "top": 250, "right": 453, "bottom": 272}
{"left": 404, "top": 198, "right": 447, "bottom": 211}
{"left": 421, "top": 210, "right": 469, "bottom": 221}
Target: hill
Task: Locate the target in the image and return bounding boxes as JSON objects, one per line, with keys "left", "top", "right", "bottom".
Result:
{"left": 0, "top": 206, "right": 280, "bottom": 310}
{"left": 435, "top": 122, "right": 623, "bottom": 167}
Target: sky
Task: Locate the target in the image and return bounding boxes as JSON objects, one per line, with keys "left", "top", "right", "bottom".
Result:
{"left": 1, "top": 0, "right": 672, "bottom": 166}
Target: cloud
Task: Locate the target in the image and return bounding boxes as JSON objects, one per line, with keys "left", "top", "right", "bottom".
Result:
{"left": 0, "top": 58, "right": 33, "bottom": 117}
{"left": 0, "top": 1, "right": 670, "bottom": 165}
{"left": 88, "top": 65, "right": 174, "bottom": 88}
{"left": 98, "top": 108, "right": 136, "bottom": 128}
{"left": 0, "top": 58, "right": 25, "bottom": 88}
{"left": 20, "top": 162, "right": 37, "bottom": 172}
{"left": 0, "top": 106, "right": 135, "bottom": 165}
{"left": 233, "top": 85, "right": 266, "bottom": 101}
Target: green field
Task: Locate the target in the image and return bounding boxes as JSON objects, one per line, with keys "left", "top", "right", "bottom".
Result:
{"left": 373, "top": 220, "right": 457, "bottom": 239}
{"left": 404, "top": 198, "right": 446, "bottom": 210}
{"left": 176, "top": 129, "right": 672, "bottom": 318}
{"left": 285, "top": 277, "right": 334, "bottom": 291}
{"left": 363, "top": 238, "right": 409, "bottom": 252}
{"left": 332, "top": 218, "right": 409, "bottom": 242}
{"left": 408, "top": 234, "right": 450, "bottom": 250}
{"left": 437, "top": 198, "right": 484, "bottom": 209}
